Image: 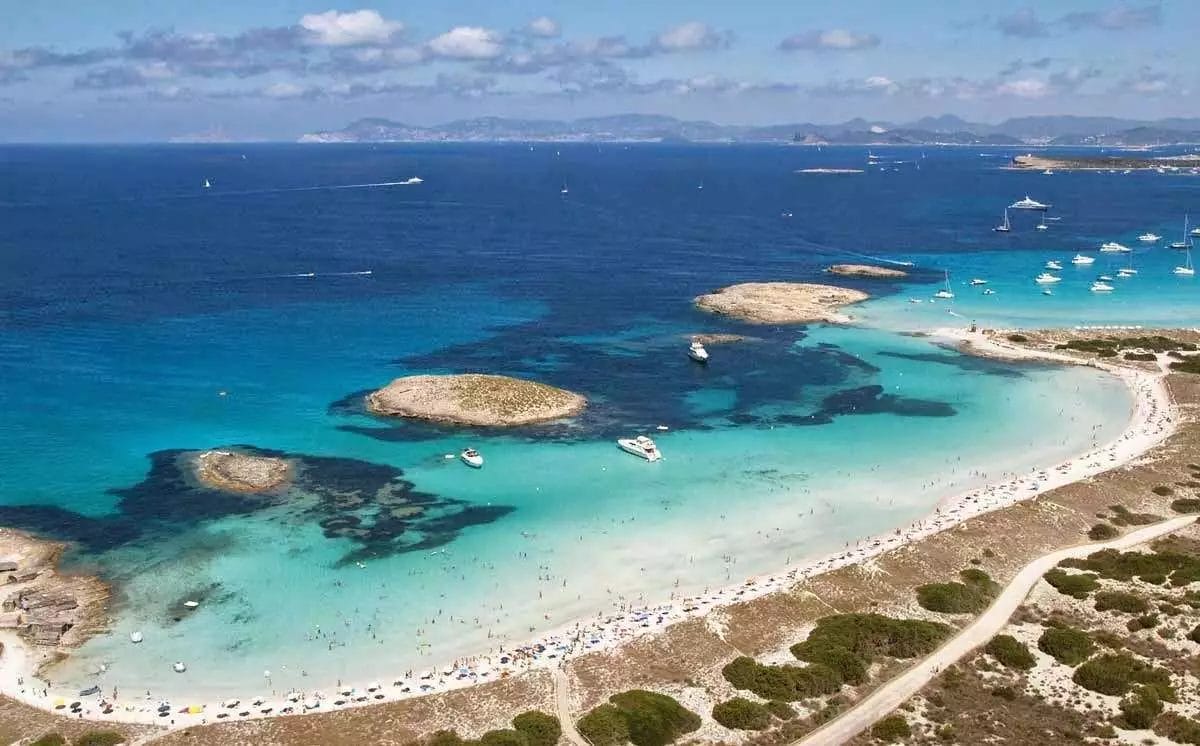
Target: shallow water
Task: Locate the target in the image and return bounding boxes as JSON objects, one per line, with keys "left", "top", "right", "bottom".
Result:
{"left": 0, "top": 142, "right": 1188, "bottom": 697}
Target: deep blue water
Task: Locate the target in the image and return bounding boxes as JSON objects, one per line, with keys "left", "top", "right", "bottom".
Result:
{"left": 0, "top": 143, "right": 1193, "bottom": 696}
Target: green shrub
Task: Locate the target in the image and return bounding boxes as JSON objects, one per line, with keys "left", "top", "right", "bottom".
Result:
{"left": 1106, "top": 505, "right": 1160, "bottom": 526}
{"left": 990, "top": 685, "right": 1017, "bottom": 700}
{"left": 1172, "top": 498, "right": 1200, "bottom": 514}
{"left": 1155, "top": 712, "right": 1200, "bottom": 744}
{"left": 1089, "top": 523, "right": 1119, "bottom": 540}
{"left": 1044, "top": 568, "right": 1100, "bottom": 598}
{"left": 1189, "top": 624, "right": 1200, "bottom": 643}
{"left": 1038, "top": 626, "right": 1093, "bottom": 665}
{"left": 578, "top": 704, "right": 630, "bottom": 746}
{"left": 765, "top": 700, "right": 796, "bottom": 720}
{"left": 1118, "top": 686, "right": 1163, "bottom": 729}
{"left": 1006, "top": 334, "right": 1028, "bottom": 343}
{"left": 712, "top": 698, "right": 772, "bottom": 731}
{"left": 916, "top": 569, "right": 998, "bottom": 614}
{"left": 30, "top": 736, "right": 66, "bottom": 746}
{"left": 1152, "top": 485, "right": 1175, "bottom": 496}
{"left": 871, "top": 715, "right": 911, "bottom": 742}
{"left": 609, "top": 690, "right": 702, "bottom": 746}
{"left": 1125, "top": 352, "right": 1157, "bottom": 362}
{"left": 1072, "top": 653, "right": 1174, "bottom": 698}
{"left": 1063, "top": 547, "right": 1200, "bottom": 586}
{"left": 1170, "top": 358, "right": 1200, "bottom": 374}
{"left": 73, "top": 735, "right": 126, "bottom": 746}
{"left": 722, "top": 656, "right": 841, "bottom": 701}
{"left": 426, "top": 731, "right": 466, "bottom": 746}
{"left": 800, "top": 613, "right": 951, "bottom": 660}
{"left": 477, "top": 730, "right": 528, "bottom": 746}
{"left": 790, "top": 638, "right": 868, "bottom": 685}
{"left": 1095, "top": 590, "right": 1150, "bottom": 614}
{"left": 985, "top": 634, "right": 1035, "bottom": 670}
{"left": 1127, "top": 614, "right": 1159, "bottom": 632}
{"left": 512, "top": 711, "right": 561, "bottom": 746}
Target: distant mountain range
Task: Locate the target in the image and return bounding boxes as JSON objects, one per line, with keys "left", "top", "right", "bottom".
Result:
{"left": 300, "top": 114, "right": 1200, "bottom": 146}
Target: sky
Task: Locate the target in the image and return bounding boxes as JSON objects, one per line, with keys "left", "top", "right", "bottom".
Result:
{"left": 0, "top": 0, "right": 1193, "bottom": 141}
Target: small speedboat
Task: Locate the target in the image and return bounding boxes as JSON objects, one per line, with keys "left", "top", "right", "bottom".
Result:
{"left": 460, "top": 448, "right": 484, "bottom": 469}
{"left": 1090, "top": 281, "right": 1114, "bottom": 292}
{"left": 1072, "top": 254, "right": 1095, "bottom": 265}
{"left": 908, "top": 298, "right": 922, "bottom": 304}
{"left": 1045, "top": 260, "right": 1063, "bottom": 270}
{"left": 1097, "top": 275, "right": 1114, "bottom": 282}
{"left": 1100, "top": 242, "right": 1130, "bottom": 253}
{"left": 79, "top": 685, "right": 101, "bottom": 697}
{"left": 183, "top": 600, "right": 199, "bottom": 609}
{"left": 400, "top": 177, "right": 423, "bottom": 185}
{"left": 617, "top": 436, "right": 662, "bottom": 462}
{"left": 173, "top": 661, "right": 188, "bottom": 673}
{"left": 969, "top": 278, "right": 988, "bottom": 286}
{"left": 982, "top": 288, "right": 996, "bottom": 295}
{"left": 688, "top": 341, "right": 709, "bottom": 363}
{"left": 130, "top": 631, "right": 144, "bottom": 643}
{"left": 203, "top": 179, "right": 212, "bottom": 189}
{"left": 1035, "top": 273, "right": 1061, "bottom": 284}
{"left": 1042, "top": 289, "right": 1053, "bottom": 295}
{"left": 1117, "top": 268, "right": 1137, "bottom": 277}
{"left": 1139, "top": 233, "right": 1161, "bottom": 242}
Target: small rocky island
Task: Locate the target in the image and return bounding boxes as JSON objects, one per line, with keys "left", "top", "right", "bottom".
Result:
{"left": 367, "top": 374, "right": 587, "bottom": 427}
{"left": 193, "top": 449, "right": 292, "bottom": 493}
{"left": 826, "top": 264, "right": 908, "bottom": 279}
{"left": 694, "top": 282, "right": 869, "bottom": 324}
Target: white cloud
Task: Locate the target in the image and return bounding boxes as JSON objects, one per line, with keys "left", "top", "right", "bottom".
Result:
{"left": 655, "top": 22, "right": 728, "bottom": 52}
{"left": 299, "top": 9, "right": 403, "bottom": 47}
{"left": 526, "top": 17, "right": 560, "bottom": 38}
{"left": 995, "top": 78, "right": 1051, "bottom": 98}
{"left": 779, "top": 29, "right": 880, "bottom": 51}
{"left": 263, "top": 81, "right": 306, "bottom": 98}
{"left": 428, "top": 26, "right": 505, "bottom": 60}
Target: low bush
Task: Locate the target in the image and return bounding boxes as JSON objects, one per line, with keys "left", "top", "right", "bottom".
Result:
{"left": 1118, "top": 686, "right": 1163, "bottom": 730}
{"left": 871, "top": 715, "right": 911, "bottom": 742}
{"left": 765, "top": 700, "right": 796, "bottom": 720}
{"left": 1152, "top": 485, "right": 1175, "bottom": 496}
{"left": 1038, "top": 626, "right": 1093, "bottom": 666}
{"left": 1170, "top": 358, "right": 1200, "bottom": 374}
{"left": 1095, "top": 590, "right": 1150, "bottom": 614}
{"left": 30, "top": 736, "right": 66, "bottom": 746}
{"left": 426, "top": 731, "right": 465, "bottom": 746}
{"left": 790, "top": 638, "right": 867, "bottom": 685}
{"left": 712, "top": 698, "right": 772, "bottom": 731}
{"left": 1044, "top": 568, "right": 1100, "bottom": 598}
{"left": 1189, "top": 624, "right": 1200, "bottom": 643}
{"left": 73, "top": 735, "right": 126, "bottom": 746}
{"left": 512, "top": 711, "right": 561, "bottom": 746}
{"left": 1062, "top": 547, "right": 1200, "bottom": 587}
{"left": 1072, "top": 653, "right": 1174, "bottom": 698}
{"left": 1088, "top": 523, "right": 1119, "bottom": 540}
{"left": 1125, "top": 352, "right": 1157, "bottom": 362}
{"left": 1172, "top": 498, "right": 1200, "bottom": 514}
{"left": 916, "top": 569, "right": 999, "bottom": 614}
{"left": 579, "top": 691, "right": 701, "bottom": 746}
{"left": 1155, "top": 712, "right": 1200, "bottom": 744}
{"left": 477, "top": 730, "right": 527, "bottom": 746}
{"left": 985, "top": 634, "right": 1035, "bottom": 670}
{"left": 722, "top": 656, "right": 841, "bottom": 701}
{"left": 1127, "top": 614, "right": 1159, "bottom": 632}
{"left": 1006, "top": 334, "right": 1028, "bottom": 343}
{"left": 788, "top": 612, "right": 951, "bottom": 690}
{"left": 1106, "top": 505, "right": 1160, "bottom": 526}
{"left": 578, "top": 704, "right": 630, "bottom": 746}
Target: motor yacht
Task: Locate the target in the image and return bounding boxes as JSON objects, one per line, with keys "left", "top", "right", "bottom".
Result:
{"left": 1035, "top": 273, "right": 1062, "bottom": 284}
{"left": 460, "top": 448, "right": 484, "bottom": 468}
{"left": 1090, "top": 281, "right": 1114, "bottom": 292}
{"left": 1009, "top": 195, "right": 1050, "bottom": 211}
{"left": 1097, "top": 275, "right": 1114, "bottom": 282}
{"left": 1045, "top": 260, "right": 1063, "bottom": 270}
{"left": 969, "top": 278, "right": 988, "bottom": 286}
{"left": 617, "top": 436, "right": 662, "bottom": 462}
{"left": 1071, "top": 254, "right": 1095, "bottom": 265}
{"left": 1139, "top": 233, "right": 1161, "bottom": 242}
{"left": 688, "top": 341, "right": 709, "bottom": 363}
{"left": 1100, "top": 242, "right": 1130, "bottom": 253}
{"left": 982, "top": 288, "right": 996, "bottom": 295}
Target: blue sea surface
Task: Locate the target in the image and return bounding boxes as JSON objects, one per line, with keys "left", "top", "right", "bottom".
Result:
{"left": 0, "top": 143, "right": 1192, "bottom": 696}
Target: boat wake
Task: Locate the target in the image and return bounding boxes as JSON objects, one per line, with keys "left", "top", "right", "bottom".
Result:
{"left": 268, "top": 270, "right": 373, "bottom": 279}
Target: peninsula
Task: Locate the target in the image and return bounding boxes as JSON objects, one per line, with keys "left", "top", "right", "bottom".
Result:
{"left": 366, "top": 374, "right": 586, "bottom": 427}
{"left": 1009, "top": 153, "right": 1200, "bottom": 172}
{"left": 192, "top": 449, "right": 292, "bottom": 494}
{"left": 694, "top": 282, "right": 869, "bottom": 324}
{"left": 826, "top": 264, "right": 908, "bottom": 279}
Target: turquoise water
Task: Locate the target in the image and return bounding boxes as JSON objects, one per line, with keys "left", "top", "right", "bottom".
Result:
{"left": 0, "top": 143, "right": 1187, "bottom": 698}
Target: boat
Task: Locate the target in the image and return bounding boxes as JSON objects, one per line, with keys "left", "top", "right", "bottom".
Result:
{"left": 79, "top": 685, "right": 101, "bottom": 697}
{"left": 1191, "top": 226, "right": 1200, "bottom": 237}
{"left": 183, "top": 600, "right": 199, "bottom": 609}
{"left": 982, "top": 288, "right": 996, "bottom": 295}
{"left": 1170, "top": 215, "right": 1193, "bottom": 249}
{"left": 908, "top": 298, "right": 922, "bottom": 304}
{"left": 993, "top": 209, "right": 1011, "bottom": 233}
{"left": 968, "top": 278, "right": 986, "bottom": 286}
{"left": 173, "top": 662, "right": 188, "bottom": 673}
{"left": 1097, "top": 275, "right": 1114, "bottom": 282}
{"left": 1176, "top": 248, "right": 1196, "bottom": 276}
{"left": 933, "top": 270, "right": 954, "bottom": 299}
{"left": 1045, "top": 260, "right": 1063, "bottom": 270}
{"left": 1036, "top": 216, "right": 1048, "bottom": 231}
{"left": 617, "top": 436, "right": 662, "bottom": 462}
{"left": 1043, "top": 169, "right": 1054, "bottom": 175}
{"left": 1071, "top": 254, "right": 1095, "bottom": 265}
{"left": 399, "top": 177, "right": 423, "bottom": 185}
{"left": 1139, "top": 233, "right": 1161, "bottom": 242}
{"left": 1009, "top": 195, "right": 1050, "bottom": 211}
{"left": 1035, "top": 273, "right": 1062, "bottom": 284}
{"left": 130, "top": 631, "right": 144, "bottom": 644}
{"left": 1100, "top": 242, "right": 1130, "bottom": 253}
{"left": 687, "top": 341, "right": 709, "bottom": 363}
{"left": 1090, "top": 281, "right": 1114, "bottom": 292}
{"left": 460, "top": 448, "right": 484, "bottom": 469}
{"left": 1042, "top": 289, "right": 1053, "bottom": 295}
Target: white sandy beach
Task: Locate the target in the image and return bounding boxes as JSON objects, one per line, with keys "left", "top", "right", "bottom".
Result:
{"left": 0, "top": 326, "right": 1178, "bottom": 729}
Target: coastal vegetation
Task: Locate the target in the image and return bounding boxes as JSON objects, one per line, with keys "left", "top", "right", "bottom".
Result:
{"left": 984, "top": 634, "right": 1035, "bottom": 670}
{"left": 1088, "top": 522, "right": 1119, "bottom": 540}
{"left": 1044, "top": 568, "right": 1100, "bottom": 598}
{"left": 790, "top": 613, "right": 951, "bottom": 683}
{"left": 721, "top": 656, "right": 842, "bottom": 700}
{"left": 1155, "top": 712, "right": 1200, "bottom": 743}
{"left": 1038, "top": 625, "right": 1094, "bottom": 665}
{"left": 576, "top": 691, "right": 700, "bottom": 746}
{"left": 1170, "top": 358, "right": 1200, "bottom": 375}
{"left": 915, "top": 568, "right": 999, "bottom": 614}
{"left": 1054, "top": 335, "right": 1197, "bottom": 354}
{"left": 1106, "top": 504, "right": 1160, "bottom": 526}
{"left": 408, "top": 712, "right": 560, "bottom": 746}
{"left": 71, "top": 735, "right": 127, "bottom": 746}
{"left": 1060, "top": 546, "right": 1200, "bottom": 586}
{"left": 870, "top": 714, "right": 911, "bottom": 741}
{"left": 711, "top": 697, "right": 773, "bottom": 730}
{"left": 1172, "top": 498, "right": 1200, "bottom": 513}
{"left": 1072, "top": 653, "right": 1174, "bottom": 698}
{"left": 367, "top": 374, "right": 586, "bottom": 427}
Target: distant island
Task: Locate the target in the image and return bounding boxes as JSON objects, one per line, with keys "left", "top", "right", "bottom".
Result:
{"left": 300, "top": 114, "right": 1200, "bottom": 147}
{"left": 367, "top": 374, "right": 586, "bottom": 427}
{"left": 695, "top": 282, "right": 868, "bottom": 324}
{"left": 826, "top": 264, "right": 908, "bottom": 279}
{"left": 1010, "top": 153, "right": 1200, "bottom": 172}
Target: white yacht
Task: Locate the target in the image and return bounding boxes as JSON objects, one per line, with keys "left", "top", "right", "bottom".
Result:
{"left": 399, "top": 176, "right": 424, "bottom": 185}
{"left": 1090, "top": 281, "right": 1114, "bottom": 292}
{"left": 1100, "top": 242, "right": 1130, "bottom": 253}
{"left": 130, "top": 631, "right": 144, "bottom": 644}
{"left": 1117, "top": 268, "right": 1137, "bottom": 277}
{"left": 1071, "top": 254, "right": 1096, "bottom": 265}
{"left": 933, "top": 270, "right": 954, "bottom": 299}
{"left": 173, "top": 662, "right": 188, "bottom": 673}
{"left": 1035, "top": 273, "right": 1062, "bottom": 284}
{"left": 1042, "top": 169, "right": 1054, "bottom": 175}
{"left": 1170, "top": 215, "right": 1192, "bottom": 249}
{"left": 982, "top": 288, "right": 996, "bottom": 295}
{"left": 560, "top": 184, "right": 569, "bottom": 195}
{"left": 969, "top": 278, "right": 988, "bottom": 286}
{"left": 1045, "top": 260, "right": 1063, "bottom": 270}
{"left": 618, "top": 436, "right": 662, "bottom": 462}
{"left": 203, "top": 179, "right": 212, "bottom": 189}
{"left": 1176, "top": 248, "right": 1195, "bottom": 276}
{"left": 1036, "top": 217, "right": 1048, "bottom": 231}
{"left": 460, "top": 448, "right": 484, "bottom": 469}
{"left": 1009, "top": 195, "right": 1050, "bottom": 211}
{"left": 688, "top": 341, "right": 709, "bottom": 363}
{"left": 993, "top": 209, "right": 1011, "bottom": 233}
{"left": 1097, "top": 274, "right": 1114, "bottom": 282}
{"left": 1191, "top": 226, "right": 1200, "bottom": 237}
{"left": 1139, "top": 233, "right": 1161, "bottom": 242}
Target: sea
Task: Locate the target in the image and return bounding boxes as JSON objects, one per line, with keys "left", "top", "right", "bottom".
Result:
{"left": 0, "top": 142, "right": 1196, "bottom": 698}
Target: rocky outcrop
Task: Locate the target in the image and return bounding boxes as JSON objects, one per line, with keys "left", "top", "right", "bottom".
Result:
{"left": 367, "top": 374, "right": 586, "bottom": 427}
{"left": 694, "top": 282, "right": 869, "bottom": 324}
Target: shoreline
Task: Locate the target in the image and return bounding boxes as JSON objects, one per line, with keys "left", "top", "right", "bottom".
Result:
{"left": 0, "top": 326, "right": 1177, "bottom": 730}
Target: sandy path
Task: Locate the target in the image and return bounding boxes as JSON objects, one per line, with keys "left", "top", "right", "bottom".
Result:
{"left": 796, "top": 515, "right": 1196, "bottom": 745}
{"left": 552, "top": 667, "right": 588, "bottom": 746}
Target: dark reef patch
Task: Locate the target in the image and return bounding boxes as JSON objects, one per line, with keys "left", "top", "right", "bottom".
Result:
{"left": 777, "top": 385, "right": 956, "bottom": 425}
{"left": 876, "top": 348, "right": 1029, "bottom": 378}
{"left": 0, "top": 446, "right": 512, "bottom": 565}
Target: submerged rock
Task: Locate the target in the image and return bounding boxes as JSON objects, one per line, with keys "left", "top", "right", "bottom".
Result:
{"left": 366, "top": 373, "right": 587, "bottom": 427}
{"left": 695, "top": 282, "right": 869, "bottom": 324}
{"left": 193, "top": 450, "right": 292, "bottom": 494}
{"left": 826, "top": 263, "right": 908, "bottom": 279}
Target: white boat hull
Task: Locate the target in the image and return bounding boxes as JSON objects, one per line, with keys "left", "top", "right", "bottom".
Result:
{"left": 617, "top": 439, "right": 661, "bottom": 462}
{"left": 460, "top": 453, "right": 484, "bottom": 468}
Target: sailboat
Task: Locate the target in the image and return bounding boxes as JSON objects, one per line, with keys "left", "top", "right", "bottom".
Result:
{"left": 993, "top": 208, "right": 1011, "bottom": 233}
{"left": 203, "top": 179, "right": 212, "bottom": 189}
{"left": 933, "top": 270, "right": 955, "bottom": 299}
{"left": 1176, "top": 247, "right": 1196, "bottom": 276}
{"left": 560, "top": 184, "right": 569, "bottom": 195}
{"left": 1036, "top": 215, "right": 1048, "bottom": 231}
{"left": 1170, "top": 215, "right": 1193, "bottom": 250}
{"left": 1117, "top": 251, "right": 1138, "bottom": 277}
